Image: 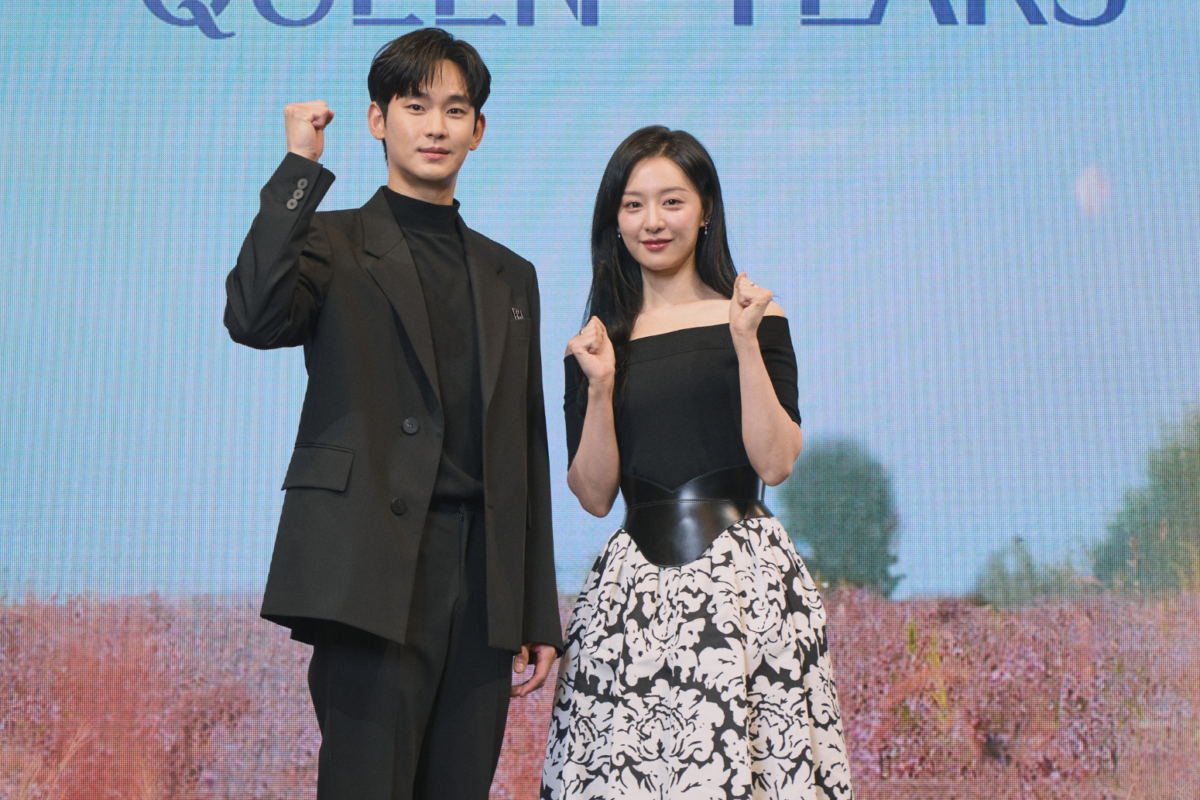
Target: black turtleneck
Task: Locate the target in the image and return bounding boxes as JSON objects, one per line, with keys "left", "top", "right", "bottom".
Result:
{"left": 384, "top": 188, "right": 484, "bottom": 503}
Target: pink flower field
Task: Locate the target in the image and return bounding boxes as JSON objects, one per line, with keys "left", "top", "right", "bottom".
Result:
{"left": 2, "top": 591, "right": 1196, "bottom": 799}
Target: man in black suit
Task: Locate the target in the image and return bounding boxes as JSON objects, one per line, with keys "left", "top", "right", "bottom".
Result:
{"left": 224, "top": 29, "right": 561, "bottom": 800}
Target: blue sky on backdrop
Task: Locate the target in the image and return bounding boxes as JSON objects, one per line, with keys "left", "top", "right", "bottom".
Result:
{"left": 1, "top": 1, "right": 1197, "bottom": 597}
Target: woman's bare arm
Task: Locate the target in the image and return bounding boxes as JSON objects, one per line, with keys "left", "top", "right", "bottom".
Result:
{"left": 729, "top": 275, "right": 803, "bottom": 486}
{"left": 565, "top": 317, "right": 622, "bottom": 516}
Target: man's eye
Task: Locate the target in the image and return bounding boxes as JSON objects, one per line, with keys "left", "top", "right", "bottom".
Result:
{"left": 407, "top": 104, "right": 424, "bottom": 112}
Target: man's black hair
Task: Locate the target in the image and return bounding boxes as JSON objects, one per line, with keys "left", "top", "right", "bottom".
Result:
{"left": 368, "top": 28, "right": 491, "bottom": 119}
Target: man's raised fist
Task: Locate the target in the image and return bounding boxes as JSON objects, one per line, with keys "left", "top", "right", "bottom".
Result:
{"left": 284, "top": 101, "right": 335, "bottom": 163}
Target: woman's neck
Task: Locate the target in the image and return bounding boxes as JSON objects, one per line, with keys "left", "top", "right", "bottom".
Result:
{"left": 639, "top": 263, "right": 720, "bottom": 311}
{"left": 633, "top": 263, "right": 727, "bottom": 338}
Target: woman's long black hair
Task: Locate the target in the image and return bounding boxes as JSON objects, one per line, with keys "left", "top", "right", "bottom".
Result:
{"left": 582, "top": 126, "right": 737, "bottom": 396}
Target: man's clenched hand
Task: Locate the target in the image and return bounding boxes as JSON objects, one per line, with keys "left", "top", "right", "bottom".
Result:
{"left": 285, "top": 101, "right": 335, "bottom": 163}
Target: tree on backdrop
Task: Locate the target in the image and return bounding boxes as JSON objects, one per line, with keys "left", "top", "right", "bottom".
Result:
{"left": 776, "top": 438, "right": 902, "bottom": 597}
{"left": 1092, "top": 411, "right": 1200, "bottom": 591}
{"left": 970, "top": 536, "right": 1097, "bottom": 608}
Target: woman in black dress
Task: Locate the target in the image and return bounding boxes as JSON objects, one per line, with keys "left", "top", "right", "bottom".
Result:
{"left": 541, "top": 127, "right": 854, "bottom": 799}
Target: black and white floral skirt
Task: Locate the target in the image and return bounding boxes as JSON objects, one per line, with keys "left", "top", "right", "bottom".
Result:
{"left": 540, "top": 516, "right": 854, "bottom": 800}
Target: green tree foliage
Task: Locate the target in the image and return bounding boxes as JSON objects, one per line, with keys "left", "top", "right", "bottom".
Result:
{"left": 970, "top": 537, "right": 1098, "bottom": 608}
{"left": 1092, "top": 412, "right": 1200, "bottom": 591}
{"left": 775, "top": 438, "right": 902, "bottom": 596}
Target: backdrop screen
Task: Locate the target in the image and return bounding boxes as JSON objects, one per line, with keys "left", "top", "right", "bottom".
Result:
{"left": 2, "top": 2, "right": 1197, "bottom": 798}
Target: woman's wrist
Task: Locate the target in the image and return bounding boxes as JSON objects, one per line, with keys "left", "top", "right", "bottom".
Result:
{"left": 731, "top": 329, "right": 761, "bottom": 358}
{"left": 587, "top": 375, "right": 616, "bottom": 399}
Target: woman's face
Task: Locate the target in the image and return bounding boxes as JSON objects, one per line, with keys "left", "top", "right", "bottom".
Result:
{"left": 617, "top": 156, "right": 708, "bottom": 276}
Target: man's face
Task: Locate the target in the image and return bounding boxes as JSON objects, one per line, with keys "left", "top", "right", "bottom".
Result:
{"left": 368, "top": 60, "right": 485, "bottom": 204}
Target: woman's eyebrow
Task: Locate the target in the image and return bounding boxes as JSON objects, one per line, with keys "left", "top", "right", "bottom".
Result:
{"left": 623, "top": 186, "right": 690, "bottom": 196}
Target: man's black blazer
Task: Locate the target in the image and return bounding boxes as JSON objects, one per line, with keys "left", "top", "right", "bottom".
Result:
{"left": 225, "top": 154, "right": 561, "bottom": 652}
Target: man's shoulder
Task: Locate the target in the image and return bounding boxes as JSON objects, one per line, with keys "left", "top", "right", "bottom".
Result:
{"left": 312, "top": 206, "right": 362, "bottom": 227}
{"left": 461, "top": 225, "right": 535, "bottom": 274}
{"left": 308, "top": 204, "right": 373, "bottom": 247}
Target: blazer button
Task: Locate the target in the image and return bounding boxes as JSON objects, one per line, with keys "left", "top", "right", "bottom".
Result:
{"left": 391, "top": 497, "right": 407, "bottom": 516}
{"left": 297, "top": 178, "right": 309, "bottom": 189}
{"left": 286, "top": 198, "right": 298, "bottom": 210}
{"left": 402, "top": 417, "right": 419, "bottom": 435}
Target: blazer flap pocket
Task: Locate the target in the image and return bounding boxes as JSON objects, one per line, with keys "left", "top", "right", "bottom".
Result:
{"left": 282, "top": 445, "right": 354, "bottom": 492}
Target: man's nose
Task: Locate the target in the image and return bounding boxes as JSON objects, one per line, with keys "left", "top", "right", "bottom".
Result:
{"left": 426, "top": 111, "right": 448, "bottom": 138}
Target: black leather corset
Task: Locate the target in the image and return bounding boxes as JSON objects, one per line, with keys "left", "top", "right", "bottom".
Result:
{"left": 620, "top": 465, "right": 771, "bottom": 567}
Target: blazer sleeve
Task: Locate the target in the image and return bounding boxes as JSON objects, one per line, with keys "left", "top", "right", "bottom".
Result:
{"left": 224, "top": 153, "right": 337, "bottom": 349}
{"left": 522, "top": 267, "right": 564, "bottom": 651}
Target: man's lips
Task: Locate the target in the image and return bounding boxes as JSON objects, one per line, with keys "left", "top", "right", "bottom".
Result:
{"left": 419, "top": 148, "right": 450, "bottom": 161}
{"left": 641, "top": 239, "right": 671, "bottom": 251}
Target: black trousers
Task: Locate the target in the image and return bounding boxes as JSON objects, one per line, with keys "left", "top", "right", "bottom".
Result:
{"left": 307, "top": 504, "right": 512, "bottom": 800}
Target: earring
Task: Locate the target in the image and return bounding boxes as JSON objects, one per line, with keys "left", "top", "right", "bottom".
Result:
{"left": 703, "top": 223, "right": 709, "bottom": 236}
{"left": 617, "top": 229, "right": 622, "bottom": 239}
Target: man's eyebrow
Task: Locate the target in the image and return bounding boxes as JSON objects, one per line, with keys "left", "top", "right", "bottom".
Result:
{"left": 398, "top": 90, "right": 473, "bottom": 107}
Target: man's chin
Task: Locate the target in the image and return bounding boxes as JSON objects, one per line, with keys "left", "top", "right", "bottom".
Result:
{"left": 404, "top": 165, "right": 458, "bottom": 186}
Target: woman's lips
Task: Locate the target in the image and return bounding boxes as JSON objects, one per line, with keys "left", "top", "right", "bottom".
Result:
{"left": 641, "top": 239, "right": 671, "bottom": 251}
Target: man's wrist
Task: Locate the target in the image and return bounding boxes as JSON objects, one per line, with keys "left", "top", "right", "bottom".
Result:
{"left": 287, "top": 148, "right": 321, "bottom": 164}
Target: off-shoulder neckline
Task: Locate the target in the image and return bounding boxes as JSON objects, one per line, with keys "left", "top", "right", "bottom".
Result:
{"left": 562, "top": 317, "right": 791, "bottom": 366}
{"left": 628, "top": 315, "right": 788, "bottom": 344}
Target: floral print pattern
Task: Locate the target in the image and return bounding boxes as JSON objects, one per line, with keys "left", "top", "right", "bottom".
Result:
{"left": 542, "top": 517, "right": 854, "bottom": 799}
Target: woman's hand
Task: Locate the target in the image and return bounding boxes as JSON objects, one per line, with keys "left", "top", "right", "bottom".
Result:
{"left": 567, "top": 316, "right": 616, "bottom": 389}
{"left": 729, "top": 273, "right": 774, "bottom": 342}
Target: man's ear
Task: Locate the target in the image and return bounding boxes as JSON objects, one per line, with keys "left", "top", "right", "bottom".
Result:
{"left": 368, "top": 101, "right": 387, "bottom": 142}
{"left": 469, "top": 112, "right": 486, "bottom": 151}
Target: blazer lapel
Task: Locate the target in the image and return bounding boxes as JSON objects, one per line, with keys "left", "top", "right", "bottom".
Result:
{"left": 360, "top": 189, "right": 440, "bottom": 406}
{"left": 461, "top": 226, "right": 511, "bottom": 416}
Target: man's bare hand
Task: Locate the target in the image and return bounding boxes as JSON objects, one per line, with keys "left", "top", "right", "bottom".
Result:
{"left": 511, "top": 642, "right": 557, "bottom": 698}
{"left": 285, "top": 101, "right": 335, "bottom": 163}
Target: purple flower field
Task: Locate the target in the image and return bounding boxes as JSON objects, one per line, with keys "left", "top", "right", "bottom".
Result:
{"left": 2, "top": 591, "right": 1196, "bottom": 799}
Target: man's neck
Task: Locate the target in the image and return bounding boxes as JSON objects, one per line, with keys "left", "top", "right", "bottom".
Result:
{"left": 388, "top": 173, "right": 457, "bottom": 206}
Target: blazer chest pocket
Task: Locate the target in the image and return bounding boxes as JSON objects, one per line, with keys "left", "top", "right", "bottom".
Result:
{"left": 281, "top": 444, "right": 355, "bottom": 492}
{"left": 508, "top": 302, "right": 531, "bottom": 339}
